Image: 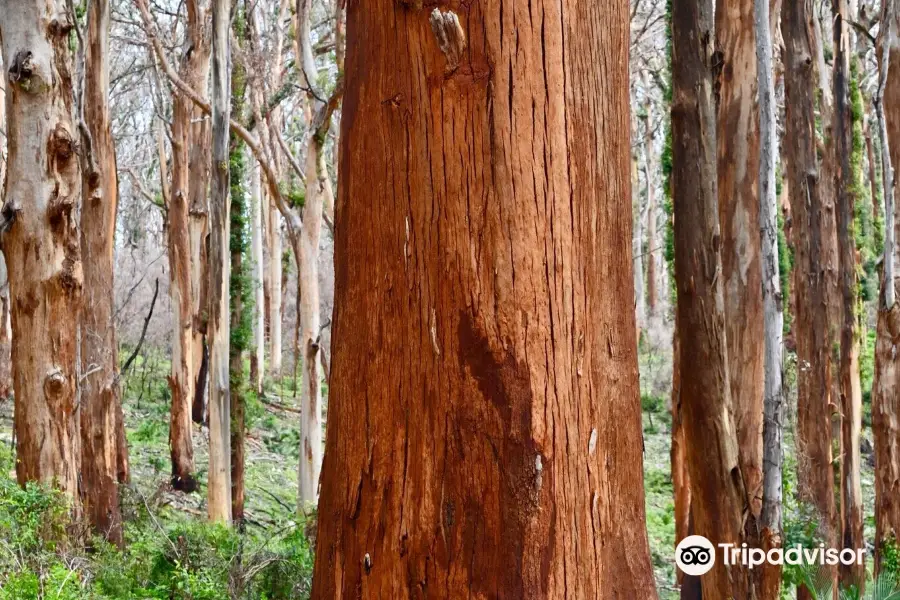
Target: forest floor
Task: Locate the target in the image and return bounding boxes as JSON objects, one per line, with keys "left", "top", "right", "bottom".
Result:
{"left": 0, "top": 352, "right": 317, "bottom": 599}
{"left": 0, "top": 333, "right": 882, "bottom": 598}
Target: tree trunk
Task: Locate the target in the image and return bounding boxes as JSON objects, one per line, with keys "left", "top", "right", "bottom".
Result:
{"left": 250, "top": 158, "right": 265, "bottom": 393}
{"left": 187, "top": 1, "right": 211, "bottom": 426}
{"left": 228, "top": 86, "right": 247, "bottom": 526}
{"left": 866, "top": 115, "right": 881, "bottom": 223}
{"left": 716, "top": 0, "right": 765, "bottom": 526}
{"left": 80, "top": 0, "right": 125, "bottom": 546}
{"left": 0, "top": 0, "right": 82, "bottom": 505}
{"left": 832, "top": 0, "right": 865, "bottom": 589}
{"left": 672, "top": 0, "right": 752, "bottom": 597}
{"left": 267, "top": 199, "right": 283, "bottom": 376}
{"left": 0, "top": 254, "right": 10, "bottom": 402}
{"left": 310, "top": 0, "right": 658, "bottom": 596}
{"left": 757, "top": 0, "right": 784, "bottom": 596}
{"left": 782, "top": 0, "right": 839, "bottom": 594}
{"left": 163, "top": 0, "right": 199, "bottom": 489}
{"left": 295, "top": 0, "right": 328, "bottom": 508}
{"left": 644, "top": 105, "right": 658, "bottom": 317}
{"left": 671, "top": 324, "right": 691, "bottom": 587}
{"left": 633, "top": 147, "right": 645, "bottom": 339}
{"left": 874, "top": 0, "right": 900, "bottom": 572}
{"left": 207, "top": 0, "right": 232, "bottom": 524}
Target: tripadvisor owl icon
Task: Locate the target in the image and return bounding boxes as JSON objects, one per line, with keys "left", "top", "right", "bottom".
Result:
{"left": 676, "top": 535, "right": 716, "bottom": 577}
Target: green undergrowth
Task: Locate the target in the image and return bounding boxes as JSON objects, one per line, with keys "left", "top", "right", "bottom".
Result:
{"left": 0, "top": 350, "right": 315, "bottom": 598}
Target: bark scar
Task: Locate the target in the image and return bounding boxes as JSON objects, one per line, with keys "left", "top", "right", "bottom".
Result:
{"left": 429, "top": 9, "right": 466, "bottom": 70}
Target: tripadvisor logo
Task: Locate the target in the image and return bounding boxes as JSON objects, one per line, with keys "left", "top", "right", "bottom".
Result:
{"left": 675, "top": 535, "right": 865, "bottom": 577}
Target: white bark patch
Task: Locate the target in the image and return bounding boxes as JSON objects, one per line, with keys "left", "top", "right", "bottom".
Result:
{"left": 535, "top": 454, "right": 543, "bottom": 491}
{"left": 588, "top": 428, "right": 598, "bottom": 455}
{"left": 430, "top": 308, "right": 440, "bottom": 356}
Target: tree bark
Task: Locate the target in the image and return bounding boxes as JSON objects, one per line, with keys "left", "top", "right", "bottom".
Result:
{"left": 0, "top": 0, "right": 82, "bottom": 505}
{"left": 672, "top": 0, "right": 752, "bottom": 597}
{"left": 716, "top": 0, "right": 765, "bottom": 526}
{"left": 229, "top": 96, "right": 247, "bottom": 527}
{"left": 782, "top": 0, "right": 839, "bottom": 594}
{"left": 80, "top": 0, "right": 125, "bottom": 546}
{"left": 250, "top": 156, "right": 265, "bottom": 393}
{"left": 874, "top": 0, "right": 900, "bottom": 572}
{"left": 643, "top": 101, "right": 658, "bottom": 317}
{"left": 832, "top": 0, "right": 866, "bottom": 590}
{"left": 164, "top": 0, "right": 199, "bottom": 490}
{"left": 295, "top": 0, "right": 331, "bottom": 508}
{"left": 757, "top": 0, "right": 784, "bottom": 596}
{"left": 671, "top": 324, "right": 691, "bottom": 587}
{"left": 207, "top": 0, "right": 232, "bottom": 524}
{"left": 633, "top": 147, "right": 645, "bottom": 338}
{"left": 187, "top": 1, "right": 212, "bottom": 427}
{"left": 267, "top": 193, "right": 283, "bottom": 376}
{"left": 310, "top": 0, "right": 658, "bottom": 596}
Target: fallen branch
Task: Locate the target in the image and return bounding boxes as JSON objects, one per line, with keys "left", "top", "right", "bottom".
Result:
{"left": 122, "top": 278, "right": 159, "bottom": 374}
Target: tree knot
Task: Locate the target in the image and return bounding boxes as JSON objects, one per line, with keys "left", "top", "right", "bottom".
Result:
{"left": 43, "top": 369, "right": 67, "bottom": 402}
{"left": 430, "top": 9, "right": 466, "bottom": 70}
{"left": 8, "top": 51, "right": 40, "bottom": 93}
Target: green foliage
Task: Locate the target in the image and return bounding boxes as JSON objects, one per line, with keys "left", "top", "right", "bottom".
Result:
{"left": 882, "top": 538, "right": 900, "bottom": 580}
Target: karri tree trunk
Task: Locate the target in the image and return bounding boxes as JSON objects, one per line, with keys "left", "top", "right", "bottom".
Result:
{"left": 186, "top": 0, "right": 211, "bottom": 426}
{"left": 716, "top": 0, "right": 765, "bottom": 525}
{"left": 295, "top": 0, "right": 334, "bottom": 507}
{"left": 155, "top": 0, "right": 200, "bottom": 490}
{"left": 672, "top": 0, "right": 752, "bottom": 597}
{"left": 643, "top": 104, "right": 658, "bottom": 317}
{"left": 0, "top": 0, "right": 82, "bottom": 503}
{"left": 207, "top": 0, "right": 232, "bottom": 523}
{"left": 633, "top": 147, "right": 645, "bottom": 337}
{"left": 782, "top": 0, "right": 839, "bottom": 590}
{"left": 267, "top": 198, "right": 283, "bottom": 376}
{"left": 874, "top": 0, "right": 900, "bottom": 570}
{"left": 250, "top": 158, "right": 265, "bottom": 393}
{"left": 832, "top": 0, "right": 865, "bottom": 589}
{"left": 757, "top": 0, "right": 785, "bottom": 596}
{"left": 310, "top": 0, "right": 659, "bottom": 596}
{"left": 80, "top": 0, "right": 126, "bottom": 545}
{"left": 228, "top": 34, "right": 249, "bottom": 525}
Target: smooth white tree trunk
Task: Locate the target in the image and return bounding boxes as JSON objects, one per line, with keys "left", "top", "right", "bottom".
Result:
{"left": 251, "top": 160, "right": 265, "bottom": 392}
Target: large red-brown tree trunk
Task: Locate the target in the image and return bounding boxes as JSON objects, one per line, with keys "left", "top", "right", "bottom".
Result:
{"left": 672, "top": 0, "right": 752, "bottom": 597}
{"left": 0, "top": 0, "right": 82, "bottom": 506}
{"left": 783, "top": 0, "right": 839, "bottom": 593}
{"left": 832, "top": 0, "right": 865, "bottom": 589}
{"left": 80, "top": 0, "right": 126, "bottom": 545}
{"left": 716, "top": 0, "right": 765, "bottom": 525}
{"left": 310, "top": 0, "right": 658, "bottom": 596}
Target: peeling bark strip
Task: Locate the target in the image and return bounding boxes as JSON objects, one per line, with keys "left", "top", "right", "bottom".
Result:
{"left": 80, "top": 0, "right": 126, "bottom": 546}
{"left": 0, "top": 0, "right": 82, "bottom": 503}
{"left": 310, "top": 0, "right": 657, "bottom": 597}
{"left": 672, "top": 0, "right": 753, "bottom": 597}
